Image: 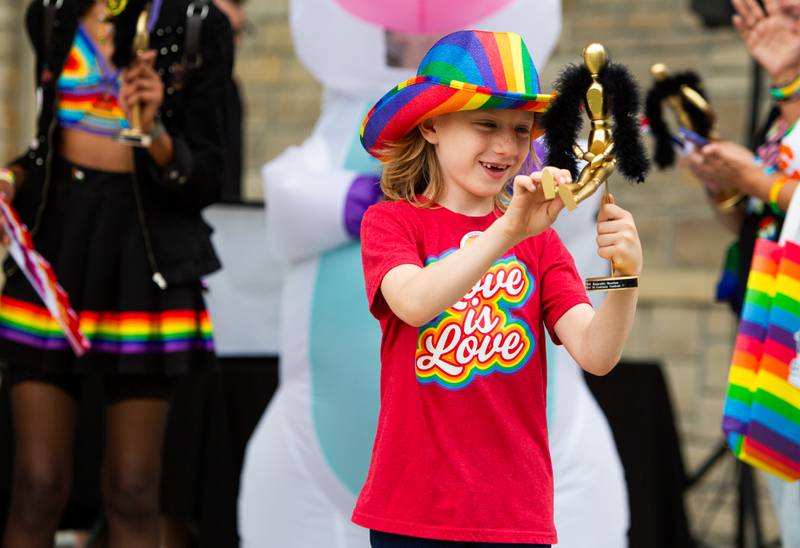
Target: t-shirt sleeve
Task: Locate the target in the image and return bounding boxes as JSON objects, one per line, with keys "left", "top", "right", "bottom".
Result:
{"left": 538, "top": 229, "right": 592, "bottom": 344}
{"left": 361, "top": 202, "right": 424, "bottom": 319}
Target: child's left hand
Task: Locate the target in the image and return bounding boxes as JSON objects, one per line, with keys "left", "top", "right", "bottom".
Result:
{"left": 596, "top": 195, "right": 642, "bottom": 277}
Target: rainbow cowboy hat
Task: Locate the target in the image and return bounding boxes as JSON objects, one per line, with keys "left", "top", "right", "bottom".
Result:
{"left": 360, "top": 29, "right": 553, "bottom": 158}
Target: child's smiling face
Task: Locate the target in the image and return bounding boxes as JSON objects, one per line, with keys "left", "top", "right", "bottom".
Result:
{"left": 420, "top": 109, "right": 535, "bottom": 211}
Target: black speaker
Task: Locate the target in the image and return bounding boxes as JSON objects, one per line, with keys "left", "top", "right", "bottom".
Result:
{"left": 690, "top": 0, "right": 735, "bottom": 27}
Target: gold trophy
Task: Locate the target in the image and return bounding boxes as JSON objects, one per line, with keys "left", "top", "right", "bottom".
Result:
{"left": 544, "top": 44, "right": 617, "bottom": 211}
{"left": 648, "top": 63, "right": 743, "bottom": 211}
{"left": 116, "top": 2, "right": 152, "bottom": 148}
{"left": 541, "top": 43, "right": 649, "bottom": 292}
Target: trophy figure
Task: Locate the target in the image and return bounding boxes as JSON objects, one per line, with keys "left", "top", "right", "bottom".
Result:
{"left": 116, "top": 3, "right": 152, "bottom": 148}
{"left": 646, "top": 63, "right": 744, "bottom": 211}
{"left": 541, "top": 43, "right": 649, "bottom": 291}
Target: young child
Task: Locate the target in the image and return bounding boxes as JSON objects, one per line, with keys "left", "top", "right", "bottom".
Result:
{"left": 353, "top": 30, "right": 642, "bottom": 547}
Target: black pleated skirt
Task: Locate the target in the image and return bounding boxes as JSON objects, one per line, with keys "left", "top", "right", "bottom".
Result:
{"left": 0, "top": 157, "right": 215, "bottom": 375}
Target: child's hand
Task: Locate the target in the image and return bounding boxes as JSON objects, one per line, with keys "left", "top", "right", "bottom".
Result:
{"left": 502, "top": 167, "right": 570, "bottom": 242}
{"left": 596, "top": 195, "right": 642, "bottom": 277}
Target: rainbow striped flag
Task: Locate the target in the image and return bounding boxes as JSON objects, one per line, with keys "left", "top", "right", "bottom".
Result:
{"left": 722, "top": 238, "right": 800, "bottom": 480}
{"left": 0, "top": 195, "right": 89, "bottom": 356}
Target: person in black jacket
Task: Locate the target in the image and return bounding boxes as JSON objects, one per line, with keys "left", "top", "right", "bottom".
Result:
{"left": 214, "top": 0, "right": 246, "bottom": 202}
{"left": 0, "top": 1, "right": 232, "bottom": 546}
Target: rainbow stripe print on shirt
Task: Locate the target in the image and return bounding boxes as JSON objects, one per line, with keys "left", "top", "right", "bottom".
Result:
{"left": 415, "top": 231, "right": 534, "bottom": 390}
{"left": 0, "top": 296, "right": 214, "bottom": 354}
{"left": 57, "top": 26, "right": 129, "bottom": 137}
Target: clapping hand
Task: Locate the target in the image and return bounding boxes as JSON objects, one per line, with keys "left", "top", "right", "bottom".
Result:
{"left": 686, "top": 141, "right": 763, "bottom": 196}
{"left": 732, "top": 0, "right": 800, "bottom": 83}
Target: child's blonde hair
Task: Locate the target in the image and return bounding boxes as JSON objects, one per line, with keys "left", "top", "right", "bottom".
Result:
{"left": 377, "top": 127, "right": 539, "bottom": 212}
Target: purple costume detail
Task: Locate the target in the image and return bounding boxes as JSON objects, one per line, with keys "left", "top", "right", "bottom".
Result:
{"left": 344, "top": 174, "right": 382, "bottom": 237}
{"left": 533, "top": 138, "right": 549, "bottom": 166}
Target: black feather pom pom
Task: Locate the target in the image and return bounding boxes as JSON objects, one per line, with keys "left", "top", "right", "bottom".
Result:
{"left": 644, "top": 71, "right": 712, "bottom": 169}
{"left": 542, "top": 55, "right": 650, "bottom": 183}
{"left": 542, "top": 64, "right": 592, "bottom": 179}
{"left": 645, "top": 85, "right": 676, "bottom": 168}
{"left": 603, "top": 63, "right": 649, "bottom": 183}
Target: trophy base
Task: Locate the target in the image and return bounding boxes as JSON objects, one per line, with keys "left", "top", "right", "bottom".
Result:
{"left": 558, "top": 184, "right": 579, "bottom": 211}
{"left": 541, "top": 170, "right": 557, "bottom": 200}
{"left": 585, "top": 275, "right": 638, "bottom": 292}
{"left": 115, "top": 130, "right": 152, "bottom": 148}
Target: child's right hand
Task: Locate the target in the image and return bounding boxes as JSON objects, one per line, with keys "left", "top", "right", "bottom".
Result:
{"left": 597, "top": 195, "right": 642, "bottom": 277}
{"left": 501, "top": 167, "right": 570, "bottom": 243}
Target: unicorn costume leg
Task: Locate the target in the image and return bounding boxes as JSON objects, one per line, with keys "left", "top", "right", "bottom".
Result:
{"left": 548, "top": 345, "right": 629, "bottom": 547}
{"left": 238, "top": 91, "right": 380, "bottom": 548}
{"left": 238, "top": 272, "right": 369, "bottom": 547}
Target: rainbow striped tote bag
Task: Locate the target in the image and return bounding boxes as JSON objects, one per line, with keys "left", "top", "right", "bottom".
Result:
{"left": 722, "top": 239, "right": 782, "bottom": 468}
{"left": 722, "top": 192, "right": 800, "bottom": 480}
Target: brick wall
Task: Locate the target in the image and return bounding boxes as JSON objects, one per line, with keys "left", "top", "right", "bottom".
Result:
{"left": 0, "top": 1, "right": 34, "bottom": 158}
{"left": 236, "top": 0, "right": 320, "bottom": 201}
{"left": 0, "top": 1, "right": 33, "bottom": 288}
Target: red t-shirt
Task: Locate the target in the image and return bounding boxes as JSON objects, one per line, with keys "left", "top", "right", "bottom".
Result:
{"left": 352, "top": 200, "right": 591, "bottom": 544}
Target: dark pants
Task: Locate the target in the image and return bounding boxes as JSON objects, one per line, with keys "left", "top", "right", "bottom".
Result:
{"left": 370, "top": 530, "right": 551, "bottom": 548}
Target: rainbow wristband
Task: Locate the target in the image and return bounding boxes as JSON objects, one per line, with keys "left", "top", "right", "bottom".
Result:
{"left": 769, "top": 177, "right": 788, "bottom": 215}
{"left": 770, "top": 74, "right": 800, "bottom": 101}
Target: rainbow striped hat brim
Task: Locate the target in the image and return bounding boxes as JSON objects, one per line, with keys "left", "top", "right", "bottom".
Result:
{"left": 361, "top": 29, "right": 553, "bottom": 158}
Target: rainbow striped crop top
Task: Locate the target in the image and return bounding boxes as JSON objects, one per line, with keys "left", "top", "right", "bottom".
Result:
{"left": 57, "top": 25, "right": 129, "bottom": 137}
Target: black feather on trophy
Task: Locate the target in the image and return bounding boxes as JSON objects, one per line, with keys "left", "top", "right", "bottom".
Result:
{"left": 645, "top": 64, "right": 744, "bottom": 211}
{"left": 541, "top": 43, "right": 649, "bottom": 292}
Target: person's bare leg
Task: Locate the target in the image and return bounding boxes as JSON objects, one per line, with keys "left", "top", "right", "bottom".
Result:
{"left": 102, "top": 398, "right": 169, "bottom": 548}
{"left": 3, "top": 382, "right": 77, "bottom": 548}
